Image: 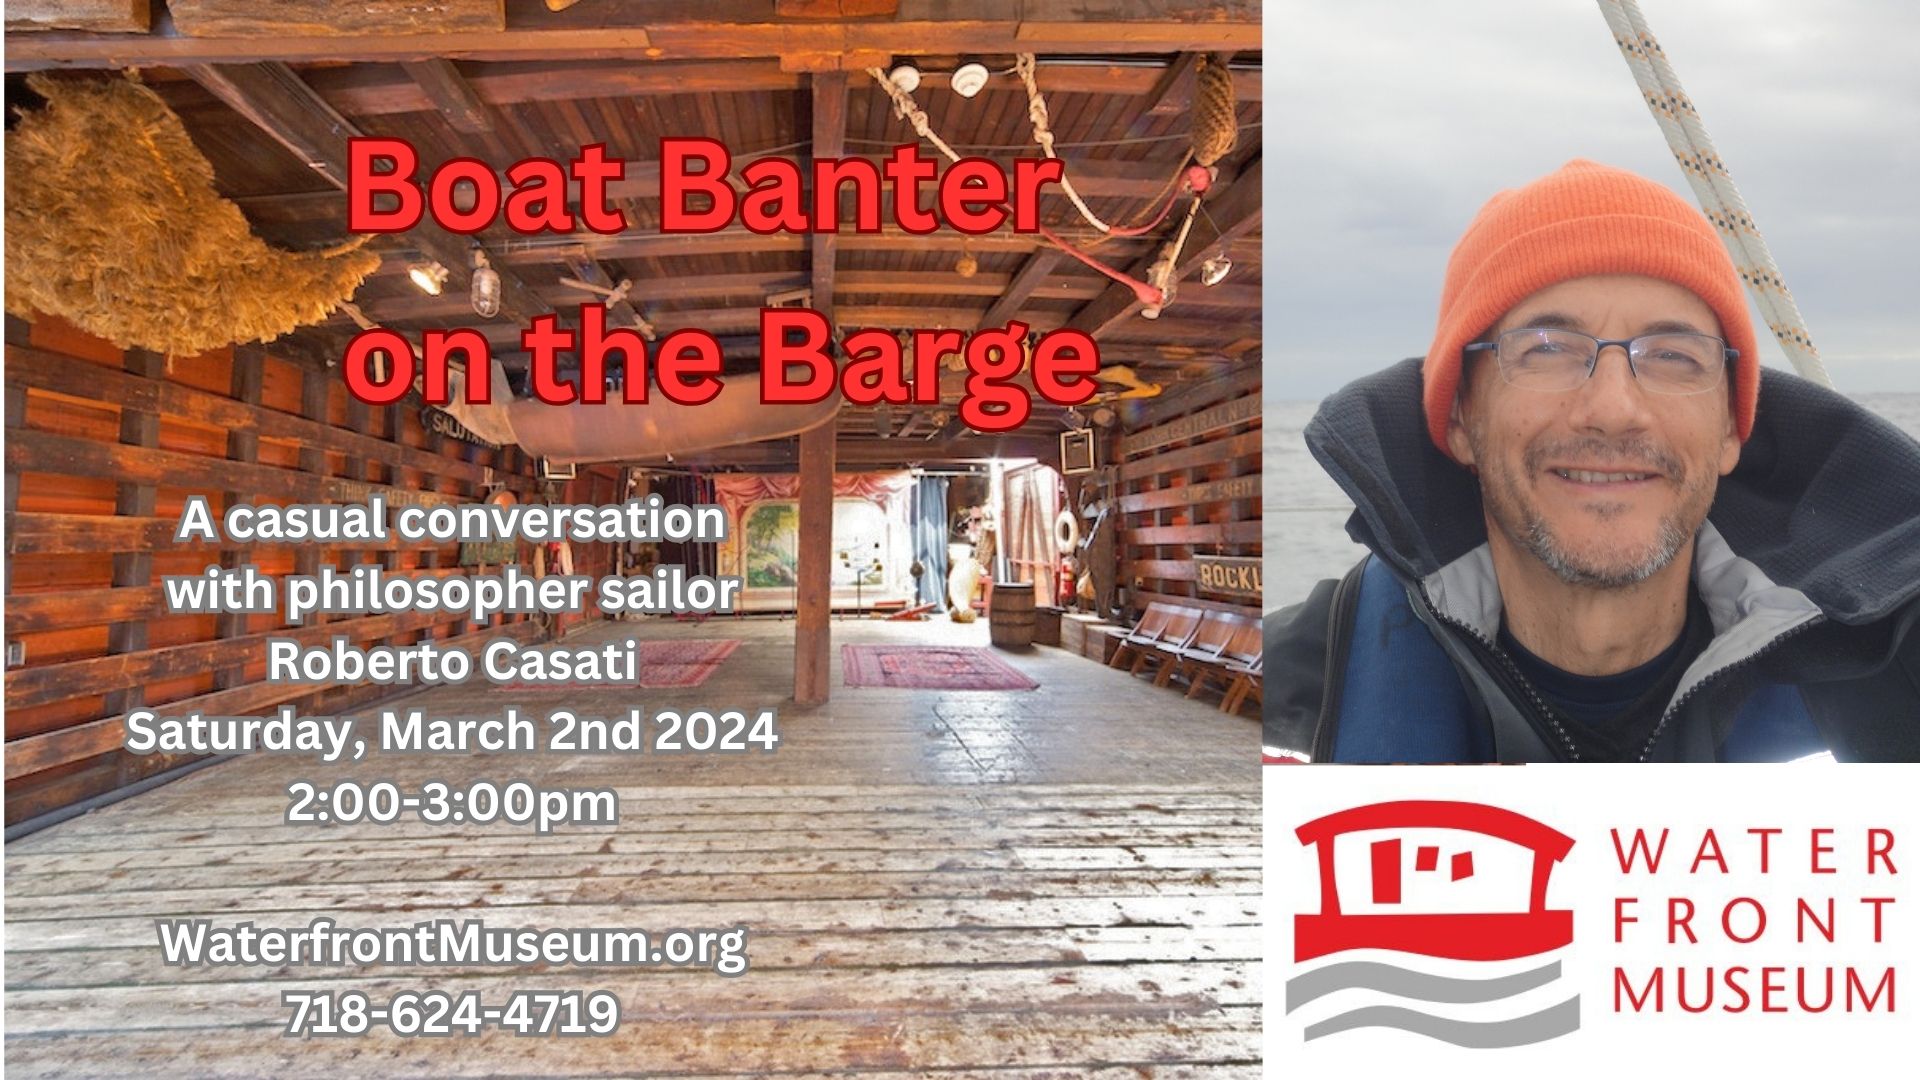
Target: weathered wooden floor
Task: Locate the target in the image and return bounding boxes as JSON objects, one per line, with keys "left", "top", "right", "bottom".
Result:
{"left": 4, "top": 616, "right": 1261, "bottom": 1077}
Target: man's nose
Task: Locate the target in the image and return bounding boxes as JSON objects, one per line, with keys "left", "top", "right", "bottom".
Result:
{"left": 1567, "top": 343, "right": 1652, "bottom": 433}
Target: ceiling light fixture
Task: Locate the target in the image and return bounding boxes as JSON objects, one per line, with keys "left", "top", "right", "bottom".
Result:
{"left": 408, "top": 260, "right": 449, "bottom": 296}
{"left": 888, "top": 64, "right": 922, "bottom": 94}
{"left": 469, "top": 248, "right": 502, "bottom": 317}
{"left": 1199, "top": 252, "right": 1232, "bottom": 287}
{"left": 950, "top": 62, "right": 989, "bottom": 99}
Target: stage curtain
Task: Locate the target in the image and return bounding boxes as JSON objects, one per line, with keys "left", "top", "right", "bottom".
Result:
{"left": 911, "top": 475, "right": 949, "bottom": 606}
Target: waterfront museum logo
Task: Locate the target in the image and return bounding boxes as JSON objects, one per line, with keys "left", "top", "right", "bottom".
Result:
{"left": 1285, "top": 800, "right": 1581, "bottom": 1047}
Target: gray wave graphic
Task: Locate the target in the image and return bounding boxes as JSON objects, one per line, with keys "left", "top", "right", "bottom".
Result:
{"left": 1285, "top": 960, "right": 1562, "bottom": 1012}
{"left": 1304, "top": 996, "right": 1581, "bottom": 1047}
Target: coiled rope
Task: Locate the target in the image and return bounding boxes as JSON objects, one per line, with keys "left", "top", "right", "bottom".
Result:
{"left": 1597, "top": 0, "right": 1829, "bottom": 385}
{"left": 1190, "top": 55, "right": 1239, "bottom": 168}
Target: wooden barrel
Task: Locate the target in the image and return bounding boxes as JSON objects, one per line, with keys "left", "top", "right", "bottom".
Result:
{"left": 989, "top": 582, "right": 1035, "bottom": 648}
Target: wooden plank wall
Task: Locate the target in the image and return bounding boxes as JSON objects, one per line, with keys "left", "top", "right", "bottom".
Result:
{"left": 2, "top": 315, "right": 547, "bottom": 826}
{"left": 1114, "top": 359, "right": 1262, "bottom": 619}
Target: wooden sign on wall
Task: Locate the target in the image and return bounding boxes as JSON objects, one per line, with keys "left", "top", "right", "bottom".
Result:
{"left": 422, "top": 406, "right": 501, "bottom": 449}
{"left": 1193, "top": 555, "right": 1262, "bottom": 599}
{"left": 1121, "top": 393, "right": 1260, "bottom": 458}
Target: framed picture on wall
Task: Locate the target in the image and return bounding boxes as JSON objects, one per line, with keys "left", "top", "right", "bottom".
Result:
{"left": 1060, "top": 429, "right": 1095, "bottom": 475}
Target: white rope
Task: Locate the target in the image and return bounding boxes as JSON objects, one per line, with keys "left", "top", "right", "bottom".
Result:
{"left": 1597, "top": 0, "right": 1830, "bottom": 385}
{"left": 1013, "top": 54, "right": 1118, "bottom": 234}
{"left": 865, "top": 67, "right": 963, "bottom": 164}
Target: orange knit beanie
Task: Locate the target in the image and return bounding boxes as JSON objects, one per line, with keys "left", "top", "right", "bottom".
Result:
{"left": 1422, "top": 159, "right": 1759, "bottom": 454}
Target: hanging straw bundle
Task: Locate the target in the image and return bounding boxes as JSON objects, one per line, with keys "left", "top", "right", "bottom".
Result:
{"left": 4, "top": 73, "right": 379, "bottom": 356}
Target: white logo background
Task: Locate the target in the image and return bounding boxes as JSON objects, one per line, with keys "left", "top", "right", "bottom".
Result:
{"left": 1267, "top": 766, "right": 1920, "bottom": 1076}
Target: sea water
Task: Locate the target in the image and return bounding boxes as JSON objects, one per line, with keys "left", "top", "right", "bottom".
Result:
{"left": 1265, "top": 392, "right": 1920, "bottom": 610}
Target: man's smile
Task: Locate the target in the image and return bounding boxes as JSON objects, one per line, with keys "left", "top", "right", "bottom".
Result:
{"left": 1545, "top": 466, "right": 1662, "bottom": 488}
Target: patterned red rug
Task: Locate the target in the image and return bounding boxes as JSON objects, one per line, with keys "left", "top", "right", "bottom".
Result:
{"left": 841, "top": 645, "right": 1039, "bottom": 691}
{"left": 492, "top": 639, "right": 740, "bottom": 690}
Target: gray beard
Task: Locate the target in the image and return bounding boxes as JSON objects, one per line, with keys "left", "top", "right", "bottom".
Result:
{"left": 1516, "top": 508, "right": 1693, "bottom": 589}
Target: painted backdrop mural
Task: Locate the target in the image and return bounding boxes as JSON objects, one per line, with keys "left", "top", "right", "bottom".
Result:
{"left": 713, "top": 472, "right": 916, "bottom": 611}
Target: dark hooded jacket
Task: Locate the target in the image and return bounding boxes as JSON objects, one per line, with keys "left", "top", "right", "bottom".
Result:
{"left": 1264, "top": 359, "right": 1920, "bottom": 762}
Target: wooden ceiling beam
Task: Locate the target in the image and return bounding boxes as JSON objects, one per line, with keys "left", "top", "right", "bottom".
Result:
{"left": 484, "top": 338, "right": 1234, "bottom": 376}
{"left": 1066, "top": 155, "right": 1262, "bottom": 340}
{"left": 4, "top": 0, "right": 150, "bottom": 33}
{"left": 169, "top": 0, "right": 502, "bottom": 37}
{"left": 1097, "top": 316, "right": 1254, "bottom": 347}
{"left": 976, "top": 248, "right": 1065, "bottom": 330}
{"left": 355, "top": 228, "right": 1154, "bottom": 278}
{"left": 183, "top": 61, "right": 545, "bottom": 330}
{"left": 352, "top": 269, "right": 1103, "bottom": 323}
{"left": 456, "top": 304, "right": 1071, "bottom": 348}
{"left": 1149, "top": 281, "right": 1262, "bottom": 310}
{"left": 1121, "top": 51, "right": 1205, "bottom": 141}
{"left": 650, "top": 430, "right": 1058, "bottom": 470}
{"left": 6, "top": 2, "right": 1260, "bottom": 69}
{"left": 558, "top": 255, "right": 655, "bottom": 337}
{"left": 266, "top": 59, "right": 1258, "bottom": 120}
{"left": 397, "top": 58, "right": 495, "bottom": 134}
{"left": 308, "top": 59, "right": 804, "bottom": 114}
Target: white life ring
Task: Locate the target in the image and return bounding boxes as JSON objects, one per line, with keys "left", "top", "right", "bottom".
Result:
{"left": 1053, "top": 508, "right": 1079, "bottom": 551}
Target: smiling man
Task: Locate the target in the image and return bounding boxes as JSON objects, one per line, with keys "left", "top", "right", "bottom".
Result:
{"left": 1265, "top": 160, "right": 1920, "bottom": 762}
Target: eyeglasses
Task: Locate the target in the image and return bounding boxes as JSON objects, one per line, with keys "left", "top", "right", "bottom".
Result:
{"left": 1464, "top": 328, "right": 1736, "bottom": 395}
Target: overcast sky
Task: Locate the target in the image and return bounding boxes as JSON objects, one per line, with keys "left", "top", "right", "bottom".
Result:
{"left": 1263, "top": 0, "right": 1920, "bottom": 401}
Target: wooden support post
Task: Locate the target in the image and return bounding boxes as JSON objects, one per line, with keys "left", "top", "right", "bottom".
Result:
{"left": 103, "top": 349, "right": 166, "bottom": 785}
{"left": 346, "top": 393, "right": 402, "bottom": 649}
{"left": 102, "top": 349, "right": 166, "bottom": 728}
{"left": 808, "top": 71, "right": 847, "bottom": 323}
{"left": 295, "top": 366, "right": 331, "bottom": 624}
{"left": 792, "top": 421, "right": 836, "bottom": 706}
{"left": 215, "top": 346, "right": 264, "bottom": 691}
{"left": 3, "top": 318, "right": 30, "bottom": 664}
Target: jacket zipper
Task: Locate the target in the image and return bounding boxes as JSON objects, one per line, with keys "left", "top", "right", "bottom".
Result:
{"left": 1634, "top": 616, "right": 1825, "bottom": 762}
{"left": 1422, "top": 600, "right": 1583, "bottom": 761}
{"left": 1424, "top": 588, "right": 1825, "bottom": 762}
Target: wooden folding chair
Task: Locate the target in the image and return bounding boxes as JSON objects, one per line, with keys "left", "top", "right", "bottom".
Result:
{"left": 1182, "top": 614, "right": 1260, "bottom": 698}
{"left": 1129, "top": 605, "right": 1204, "bottom": 682}
{"left": 1156, "top": 609, "right": 1242, "bottom": 689}
{"left": 1220, "top": 652, "right": 1263, "bottom": 716}
{"left": 1107, "top": 603, "right": 1176, "bottom": 670}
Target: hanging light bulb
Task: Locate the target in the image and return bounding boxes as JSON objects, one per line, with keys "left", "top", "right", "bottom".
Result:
{"left": 470, "top": 247, "right": 502, "bottom": 317}
{"left": 954, "top": 239, "right": 978, "bottom": 278}
{"left": 408, "top": 260, "right": 449, "bottom": 296}
{"left": 1199, "top": 251, "right": 1233, "bottom": 287}
{"left": 888, "top": 63, "right": 922, "bottom": 94}
{"left": 950, "top": 61, "right": 989, "bottom": 99}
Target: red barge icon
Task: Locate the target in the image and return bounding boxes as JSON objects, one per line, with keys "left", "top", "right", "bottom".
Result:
{"left": 1295, "top": 800, "right": 1574, "bottom": 963}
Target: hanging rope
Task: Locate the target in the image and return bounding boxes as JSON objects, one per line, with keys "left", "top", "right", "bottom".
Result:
{"left": 866, "top": 58, "right": 1236, "bottom": 313}
{"left": 1596, "top": 0, "right": 1829, "bottom": 385}
{"left": 1191, "top": 54, "right": 1239, "bottom": 168}
{"left": 1014, "top": 53, "right": 1120, "bottom": 233}
{"left": 866, "top": 64, "right": 1169, "bottom": 308}
{"left": 866, "top": 66, "right": 963, "bottom": 164}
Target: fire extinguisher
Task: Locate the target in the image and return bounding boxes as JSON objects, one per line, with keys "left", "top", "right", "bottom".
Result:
{"left": 1055, "top": 557, "right": 1076, "bottom": 606}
